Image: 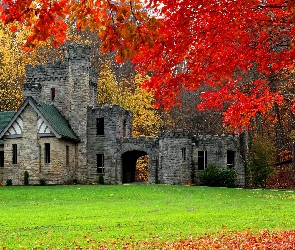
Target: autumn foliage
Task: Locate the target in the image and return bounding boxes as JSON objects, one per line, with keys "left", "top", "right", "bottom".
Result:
{"left": 1, "top": 0, "right": 295, "bottom": 131}
{"left": 45, "top": 230, "right": 295, "bottom": 249}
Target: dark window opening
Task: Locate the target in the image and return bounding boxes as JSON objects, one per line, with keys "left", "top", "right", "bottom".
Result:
{"left": 45, "top": 143, "right": 50, "bottom": 164}
{"left": 123, "top": 119, "right": 127, "bottom": 138}
{"left": 198, "top": 151, "right": 207, "bottom": 170}
{"left": 51, "top": 88, "right": 56, "bottom": 101}
{"left": 0, "top": 151, "right": 4, "bottom": 167}
{"left": 227, "top": 150, "right": 235, "bottom": 168}
{"left": 66, "top": 145, "right": 69, "bottom": 166}
{"left": 96, "top": 118, "right": 104, "bottom": 135}
{"left": 97, "top": 154, "right": 104, "bottom": 173}
{"left": 12, "top": 144, "right": 17, "bottom": 164}
{"left": 181, "top": 147, "right": 186, "bottom": 160}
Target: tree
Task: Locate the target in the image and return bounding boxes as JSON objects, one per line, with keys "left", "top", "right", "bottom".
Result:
{"left": 249, "top": 135, "right": 275, "bottom": 188}
{"left": 2, "top": 1, "right": 295, "bottom": 132}
{"left": 97, "top": 67, "right": 160, "bottom": 137}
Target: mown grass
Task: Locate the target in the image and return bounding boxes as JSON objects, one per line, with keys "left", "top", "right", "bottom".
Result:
{"left": 0, "top": 185, "right": 295, "bottom": 249}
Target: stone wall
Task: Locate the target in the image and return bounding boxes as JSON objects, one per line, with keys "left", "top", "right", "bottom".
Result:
{"left": 1, "top": 105, "right": 77, "bottom": 185}
{"left": 87, "top": 104, "right": 133, "bottom": 184}
{"left": 4, "top": 105, "right": 41, "bottom": 185}
{"left": 158, "top": 131, "right": 193, "bottom": 184}
{"left": 0, "top": 145, "right": 4, "bottom": 179}
{"left": 38, "top": 137, "right": 77, "bottom": 184}
{"left": 192, "top": 134, "right": 245, "bottom": 186}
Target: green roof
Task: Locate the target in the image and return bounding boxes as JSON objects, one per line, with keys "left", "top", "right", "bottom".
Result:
{"left": 36, "top": 103, "right": 79, "bottom": 142}
{"left": 0, "top": 111, "right": 16, "bottom": 145}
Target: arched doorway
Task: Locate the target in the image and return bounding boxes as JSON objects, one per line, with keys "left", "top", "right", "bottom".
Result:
{"left": 122, "top": 150, "right": 148, "bottom": 183}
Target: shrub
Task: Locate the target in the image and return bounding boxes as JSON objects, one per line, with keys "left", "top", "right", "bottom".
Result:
{"left": 219, "top": 167, "right": 237, "bottom": 188}
{"left": 199, "top": 164, "right": 237, "bottom": 187}
{"left": 98, "top": 174, "right": 104, "bottom": 185}
{"left": 24, "top": 171, "right": 29, "bottom": 185}
{"left": 5, "top": 179, "right": 12, "bottom": 186}
{"left": 39, "top": 178, "right": 46, "bottom": 186}
{"left": 24, "top": 171, "right": 29, "bottom": 186}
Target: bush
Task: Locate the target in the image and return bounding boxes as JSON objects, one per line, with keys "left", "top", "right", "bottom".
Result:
{"left": 24, "top": 171, "right": 29, "bottom": 185}
{"left": 39, "top": 179, "right": 46, "bottom": 186}
{"left": 199, "top": 164, "right": 237, "bottom": 187}
{"left": 249, "top": 135, "right": 274, "bottom": 188}
{"left": 219, "top": 167, "right": 237, "bottom": 188}
{"left": 5, "top": 179, "right": 12, "bottom": 186}
{"left": 98, "top": 174, "right": 104, "bottom": 185}
{"left": 199, "top": 164, "right": 221, "bottom": 187}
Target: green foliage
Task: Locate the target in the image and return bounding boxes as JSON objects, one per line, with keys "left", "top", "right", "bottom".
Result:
{"left": 39, "top": 178, "right": 46, "bottom": 186}
{"left": 199, "top": 164, "right": 237, "bottom": 187}
{"left": 249, "top": 135, "right": 274, "bottom": 188}
{"left": 219, "top": 167, "right": 237, "bottom": 188}
{"left": 24, "top": 170, "right": 29, "bottom": 185}
{"left": 98, "top": 174, "right": 104, "bottom": 185}
{"left": 199, "top": 164, "right": 221, "bottom": 187}
{"left": 5, "top": 179, "right": 12, "bottom": 186}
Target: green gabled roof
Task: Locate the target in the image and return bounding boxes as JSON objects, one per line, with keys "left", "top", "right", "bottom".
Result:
{"left": 36, "top": 103, "right": 79, "bottom": 142}
{"left": 0, "top": 111, "right": 16, "bottom": 145}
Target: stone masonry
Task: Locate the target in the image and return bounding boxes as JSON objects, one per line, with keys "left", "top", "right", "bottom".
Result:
{"left": 0, "top": 44, "right": 246, "bottom": 186}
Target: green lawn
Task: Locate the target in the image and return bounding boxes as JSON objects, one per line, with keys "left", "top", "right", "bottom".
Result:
{"left": 0, "top": 185, "right": 295, "bottom": 249}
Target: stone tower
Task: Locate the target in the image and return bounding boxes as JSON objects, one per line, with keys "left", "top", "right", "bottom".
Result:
{"left": 22, "top": 44, "right": 98, "bottom": 182}
{"left": 64, "top": 44, "right": 98, "bottom": 181}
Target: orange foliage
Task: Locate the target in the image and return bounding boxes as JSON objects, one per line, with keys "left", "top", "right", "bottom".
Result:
{"left": 2, "top": 1, "right": 295, "bottom": 131}
{"left": 53, "top": 230, "right": 295, "bottom": 249}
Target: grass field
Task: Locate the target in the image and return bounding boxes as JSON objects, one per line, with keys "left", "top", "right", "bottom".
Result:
{"left": 0, "top": 184, "right": 295, "bottom": 249}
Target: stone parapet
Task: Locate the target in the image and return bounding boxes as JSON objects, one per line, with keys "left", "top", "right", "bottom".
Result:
{"left": 65, "top": 43, "right": 91, "bottom": 60}
{"left": 25, "top": 60, "right": 68, "bottom": 84}
{"left": 159, "top": 130, "right": 193, "bottom": 138}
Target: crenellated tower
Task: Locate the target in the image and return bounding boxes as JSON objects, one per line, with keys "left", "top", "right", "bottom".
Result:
{"left": 22, "top": 44, "right": 98, "bottom": 182}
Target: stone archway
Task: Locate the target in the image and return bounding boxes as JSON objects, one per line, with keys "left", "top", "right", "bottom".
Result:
{"left": 122, "top": 150, "right": 148, "bottom": 183}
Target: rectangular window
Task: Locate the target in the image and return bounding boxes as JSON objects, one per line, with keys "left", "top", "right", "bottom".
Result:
{"left": 227, "top": 150, "right": 235, "bottom": 168}
{"left": 12, "top": 144, "right": 17, "bottom": 164}
{"left": 122, "top": 119, "right": 127, "bottom": 138}
{"left": 97, "top": 154, "right": 104, "bottom": 173}
{"left": 0, "top": 151, "right": 4, "bottom": 167}
{"left": 45, "top": 143, "right": 50, "bottom": 164}
{"left": 66, "top": 145, "right": 69, "bottom": 166}
{"left": 198, "top": 151, "right": 207, "bottom": 170}
{"left": 181, "top": 147, "right": 186, "bottom": 160}
{"left": 51, "top": 87, "right": 56, "bottom": 101}
{"left": 96, "top": 118, "right": 104, "bottom": 135}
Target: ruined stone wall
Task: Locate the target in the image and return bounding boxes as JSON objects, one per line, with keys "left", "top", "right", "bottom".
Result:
{"left": 158, "top": 130, "right": 193, "bottom": 184}
{"left": 121, "top": 136, "right": 159, "bottom": 184}
{"left": 192, "top": 134, "right": 245, "bottom": 186}
{"left": 87, "top": 104, "right": 132, "bottom": 184}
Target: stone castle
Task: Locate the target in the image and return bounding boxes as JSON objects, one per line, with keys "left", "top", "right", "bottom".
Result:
{"left": 0, "top": 44, "right": 246, "bottom": 186}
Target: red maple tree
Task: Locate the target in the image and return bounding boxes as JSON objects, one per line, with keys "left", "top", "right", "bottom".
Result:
{"left": 1, "top": 0, "right": 295, "bottom": 132}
